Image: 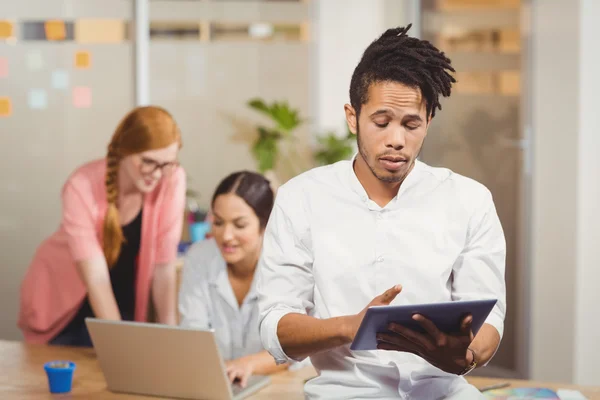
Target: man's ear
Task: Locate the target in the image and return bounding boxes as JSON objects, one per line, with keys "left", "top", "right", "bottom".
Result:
{"left": 344, "top": 104, "right": 358, "bottom": 135}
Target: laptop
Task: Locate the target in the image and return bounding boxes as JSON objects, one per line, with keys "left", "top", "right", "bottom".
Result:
{"left": 85, "top": 318, "right": 271, "bottom": 400}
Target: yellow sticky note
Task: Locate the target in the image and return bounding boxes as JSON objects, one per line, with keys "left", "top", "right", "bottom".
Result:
{"left": 0, "top": 97, "right": 12, "bottom": 117}
{"left": 74, "top": 51, "right": 91, "bottom": 69}
{"left": 75, "top": 19, "right": 125, "bottom": 43}
{"left": 0, "top": 21, "right": 14, "bottom": 39}
{"left": 45, "top": 20, "right": 67, "bottom": 41}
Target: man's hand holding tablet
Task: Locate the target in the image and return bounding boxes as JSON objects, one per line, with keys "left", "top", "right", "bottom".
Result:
{"left": 376, "top": 313, "right": 476, "bottom": 375}
{"left": 349, "top": 285, "right": 497, "bottom": 376}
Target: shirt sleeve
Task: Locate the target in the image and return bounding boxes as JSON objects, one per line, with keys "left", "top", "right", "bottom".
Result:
{"left": 178, "top": 243, "right": 211, "bottom": 329}
{"left": 61, "top": 179, "right": 104, "bottom": 262}
{"left": 451, "top": 187, "right": 507, "bottom": 345}
{"left": 256, "top": 185, "right": 315, "bottom": 364}
{"left": 155, "top": 167, "right": 186, "bottom": 265}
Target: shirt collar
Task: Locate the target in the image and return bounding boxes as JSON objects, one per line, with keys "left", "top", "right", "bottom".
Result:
{"left": 209, "top": 260, "right": 259, "bottom": 310}
{"left": 347, "top": 152, "right": 424, "bottom": 205}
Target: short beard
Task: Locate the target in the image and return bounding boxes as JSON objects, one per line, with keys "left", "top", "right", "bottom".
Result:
{"left": 356, "top": 126, "right": 408, "bottom": 183}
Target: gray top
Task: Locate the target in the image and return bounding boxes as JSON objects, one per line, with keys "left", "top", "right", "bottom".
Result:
{"left": 178, "top": 239, "right": 263, "bottom": 361}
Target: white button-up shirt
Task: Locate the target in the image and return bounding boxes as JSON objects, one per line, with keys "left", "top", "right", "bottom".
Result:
{"left": 178, "top": 239, "right": 263, "bottom": 361}
{"left": 257, "top": 158, "right": 506, "bottom": 399}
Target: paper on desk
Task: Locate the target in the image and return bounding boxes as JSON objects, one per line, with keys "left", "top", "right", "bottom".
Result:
{"left": 484, "top": 387, "right": 560, "bottom": 399}
{"left": 556, "top": 389, "right": 587, "bottom": 400}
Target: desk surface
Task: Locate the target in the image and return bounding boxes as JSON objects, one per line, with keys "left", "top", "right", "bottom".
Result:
{"left": 0, "top": 340, "right": 598, "bottom": 399}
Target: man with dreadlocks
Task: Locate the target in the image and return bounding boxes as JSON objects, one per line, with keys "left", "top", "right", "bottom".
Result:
{"left": 257, "top": 25, "right": 506, "bottom": 399}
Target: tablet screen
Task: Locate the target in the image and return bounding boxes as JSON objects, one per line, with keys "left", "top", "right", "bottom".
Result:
{"left": 350, "top": 299, "right": 497, "bottom": 351}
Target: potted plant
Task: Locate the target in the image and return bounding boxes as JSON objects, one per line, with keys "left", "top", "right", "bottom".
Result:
{"left": 314, "top": 126, "right": 355, "bottom": 166}
{"left": 247, "top": 98, "right": 304, "bottom": 188}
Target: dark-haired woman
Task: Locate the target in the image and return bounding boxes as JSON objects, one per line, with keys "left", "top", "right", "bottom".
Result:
{"left": 178, "top": 171, "right": 287, "bottom": 387}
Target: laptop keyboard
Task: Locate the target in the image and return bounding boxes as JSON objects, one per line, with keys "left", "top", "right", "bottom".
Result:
{"left": 231, "top": 376, "right": 264, "bottom": 396}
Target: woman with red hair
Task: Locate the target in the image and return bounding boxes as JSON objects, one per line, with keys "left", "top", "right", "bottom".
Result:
{"left": 19, "top": 106, "right": 186, "bottom": 346}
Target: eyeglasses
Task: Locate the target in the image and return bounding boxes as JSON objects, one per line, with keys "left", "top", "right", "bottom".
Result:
{"left": 139, "top": 156, "right": 179, "bottom": 176}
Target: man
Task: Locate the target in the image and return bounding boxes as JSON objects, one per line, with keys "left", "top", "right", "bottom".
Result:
{"left": 256, "top": 25, "right": 506, "bottom": 399}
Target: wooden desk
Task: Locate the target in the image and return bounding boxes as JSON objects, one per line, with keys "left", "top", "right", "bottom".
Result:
{"left": 1, "top": 340, "right": 598, "bottom": 399}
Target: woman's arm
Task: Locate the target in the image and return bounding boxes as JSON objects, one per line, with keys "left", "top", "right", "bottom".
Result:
{"left": 225, "top": 350, "right": 288, "bottom": 387}
{"left": 75, "top": 257, "right": 121, "bottom": 320}
{"left": 177, "top": 242, "right": 212, "bottom": 328}
{"left": 152, "top": 262, "right": 178, "bottom": 325}
{"left": 236, "top": 350, "right": 289, "bottom": 375}
{"left": 62, "top": 178, "right": 122, "bottom": 321}
{"left": 153, "top": 168, "right": 186, "bottom": 325}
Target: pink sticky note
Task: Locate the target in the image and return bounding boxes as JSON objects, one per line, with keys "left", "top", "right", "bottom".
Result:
{"left": 72, "top": 86, "right": 92, "bottom": 108}
{"left": 0, "top": 58, "right": 7, "bottom": 78}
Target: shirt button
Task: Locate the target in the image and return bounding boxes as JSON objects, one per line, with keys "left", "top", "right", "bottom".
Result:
{"left": 377, "top": 256, "right": 384, "bottom": 263}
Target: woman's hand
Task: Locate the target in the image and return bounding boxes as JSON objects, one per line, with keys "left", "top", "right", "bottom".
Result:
{"left": 225, "top": 358, "right": 255, "bottom": 388}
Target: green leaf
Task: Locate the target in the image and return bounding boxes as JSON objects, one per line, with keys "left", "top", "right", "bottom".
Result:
{"left": 248, "top": 98, "right": 302, "bottom": 134}
{"left": 314, "top": 130, "right": 355, "bottom": 166}
{"left": 271, "top": 101, "right": 301, "bottom": 133}
{"left": 248, "top": 98, "right": 270, "bottom": 115}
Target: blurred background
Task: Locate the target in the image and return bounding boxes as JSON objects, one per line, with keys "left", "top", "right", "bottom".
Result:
{"left": 0, "top": 0, "right": 598, "bottom": 386}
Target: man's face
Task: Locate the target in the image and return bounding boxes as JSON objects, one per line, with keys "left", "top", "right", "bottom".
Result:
{"left": 345, "top": 81, "right": 430, "bottom": 183}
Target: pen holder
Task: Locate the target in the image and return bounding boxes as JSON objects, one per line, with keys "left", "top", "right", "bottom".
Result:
{"left": 44, "top": 361, "right": 76, "bottom": 394}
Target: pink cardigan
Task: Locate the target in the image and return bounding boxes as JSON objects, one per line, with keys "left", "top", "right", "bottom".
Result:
{"left": 18, "top": 159, "right": 186, "bottom": 343}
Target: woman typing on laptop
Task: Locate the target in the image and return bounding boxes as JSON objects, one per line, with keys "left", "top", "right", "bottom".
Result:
{"left": 18, "top": 106, "right": 185, "bottom": 346}
{"left": 178, "top": 171, "right": 287, "bottom": 387}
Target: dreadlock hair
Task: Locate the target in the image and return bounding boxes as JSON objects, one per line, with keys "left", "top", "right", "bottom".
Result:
{"left": 349, "top": 24, "right": 456, "bottom": 120}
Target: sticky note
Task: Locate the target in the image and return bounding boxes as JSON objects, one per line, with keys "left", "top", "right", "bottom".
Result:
{"left": 51, "top": 69, "right": 69, "bottom": 89}
{"left": 74, "top": 51, "right": 91, "bottom": 69}
{"left": 0, "top": 21, "right": 13, "bottom": 39}
{"left": 73, "top": 86, "right": 92, "bottom": 108}
{"left": 45, "top": 20, "right": 66, "bottom": 41}
{"left": 0, "top": 57, "right": 7, "bottom": 78}
{"left": 0, "top": 97, "right": 12, "bottom": 117}
{"left": 28, "top": 89, "right": 48, "bottom": 109}
{"left": 26, "top": 50, "right": 44, "bottom": 71}
{"left": 75, "top": 19, "right": 125, "bottom": 43}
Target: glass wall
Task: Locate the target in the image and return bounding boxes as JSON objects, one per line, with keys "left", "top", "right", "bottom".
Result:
{"left": 147, "top": 0, "right": 312, "bottom": 207}
{"left": 0, "top": 0, "right": 313, "bottom": 340}
{"left": 0, "top": 0, "right": 135, "bottom": 339}
{"left": 420, "top": 0, "right": 525, "bottom": 377}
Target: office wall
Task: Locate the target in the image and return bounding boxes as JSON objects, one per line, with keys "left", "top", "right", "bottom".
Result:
{"left": 0, "top": 1, "right": 134, "bottom": 340}
{"left": 312, "top": 0, "right": 406, "bottom": 136}
{"left": 574, "top": 0, "right": 600, "bottom": 386}
{"left": 529, "top": 0, "right": 600, "bottom": 385}
{"left": 147, "top": 1, "right": 312, "bottom": 208}
{"left": 418, "top": 0, "right": 523, "bottom": 375}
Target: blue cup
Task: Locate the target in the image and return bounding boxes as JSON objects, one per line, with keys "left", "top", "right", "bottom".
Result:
{"left": 44, "top": 361, "right": 76, "bottom": 394}
{"left": 189, "top": 221, "right": 210, "bottom": 243}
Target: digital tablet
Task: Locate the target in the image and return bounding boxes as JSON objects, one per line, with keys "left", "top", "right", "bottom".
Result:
{"left": 350, "top": 299, "right": 497, "bottom": 351}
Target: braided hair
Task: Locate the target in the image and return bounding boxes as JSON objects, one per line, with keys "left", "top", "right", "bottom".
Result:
{"left": 349, "top": 24, "right": 456, "bottom": 120}
{"left": 104, "top": 106, "right": 181, "bottom": 268}
{"left": 103, "top": 142, "right": 123, "bottom": 267}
